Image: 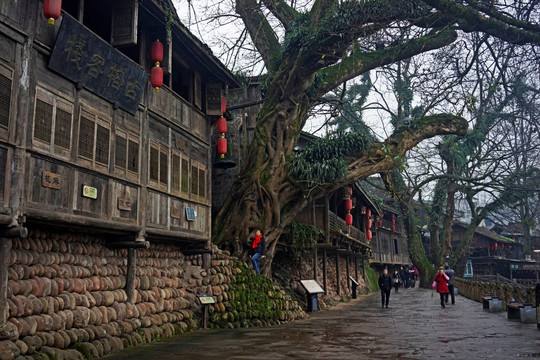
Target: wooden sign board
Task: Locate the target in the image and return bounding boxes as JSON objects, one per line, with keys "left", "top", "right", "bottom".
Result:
{"left": 42, "top": 171, "right": 62, "bottom": 190}
{"left": 349, "top": 276, "right": 358, "bottom": 287}
{"left": 299, "top": 280, "right": 325, "bottom": 295}
{"left": 82, "top": 185, "right": 98, "bottom": 199}
{"left": 171, "top": 207, "right": 182, "bottom": 219}
{"left": 117, "top": 197, "right": 132, "bottom": 211}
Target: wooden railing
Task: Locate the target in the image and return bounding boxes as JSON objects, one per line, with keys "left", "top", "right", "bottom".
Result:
{"left": 329, "top": 211, "right": 365, "bottom": 241}
{"left": 371, "top": 251, "right": 410, "bottom": 265}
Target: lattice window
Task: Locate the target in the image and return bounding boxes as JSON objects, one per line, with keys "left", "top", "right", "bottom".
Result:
{"left": 191, "top": 164, "right": 198, "bottom": 197}
{"left": 149, "top": 145, "right": 159, "bottom": 182}
{"left": 0, "top": 73, "right": 11, "bottom": 128}
{"left": 198, "top": 167, "right": 206, "bottom": 199}
{"left": 95, "top": 124, "right": 110, "bottom": 165}
{"left": 127, "top": 139, "right": 138, "bottom": 173}
{"left": 159, "top": 149, "right": 168, "bottom": 186}
{"left": 54, "top": 108, "right": 72, "bottom": 149}
{"left": 171, "top": 152, "right": 180, "bottom": 192}
{"left": 34, "top": 99, "right": 53, "bottom": 144}
{"left": 181, "top": 157, "right": 189, "bottom": 194}
{"left": 78, "top": 117, "right": 95, "bottom": 159}
{"left": 115, "top": 135, "right": 127, "bottom": 169}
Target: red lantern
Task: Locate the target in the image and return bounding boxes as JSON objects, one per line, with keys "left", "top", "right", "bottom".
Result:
{"left": 366, "top": 230, "right": 372, "bottom": 240}
{"left": 151, "top": 40, "right": 164, "bottom": 66}
{"left": 217, "top": 116, "right": 227, "bottom": 135}
{"left": 378, "top": 220, "right": 382, "bottom": 227}
{"left": 344, "top": 199, "right": 353, "bottom": 211}
{"left": 345, "top": 213, "right": 353, "bottom": 226}
{"left": 366, "top": 219, "right": 372, "bottom": 229}
{"left": 366, "top": 208, "right": 371, "bottom": 218}
{"left": 217, "top": 137, "right": 227, "bottom": 158}
{"left": 501, "top": 243, "right": 504, "bottom": 249}
{"left": 222, "top": 97, "right": 227, "bottom": 114}
{"left": 392, "top": 225, "right": 396, "bottom": 232}
{"left": 44, "top": 0, "right": 62, "bottom": 27}
{"left": 348, "top": 185, "right": 353, "bottom": 196}
{"left": 494, "top": 242, "right": 498, "bottom": 250}
{"left": 392, "top": 218, "right": 396, "bottom": 226}
{"left": 151, "top": 66, "right": 163, "bottom": 92}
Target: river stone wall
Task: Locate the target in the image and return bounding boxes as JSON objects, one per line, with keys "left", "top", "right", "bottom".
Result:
{"left": 0, "top": 229, "right": 307, "bottom": 360}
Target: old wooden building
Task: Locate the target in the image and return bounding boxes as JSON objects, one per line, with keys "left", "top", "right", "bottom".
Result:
{"left": 0, "top": 0, "right": 238, "bottom": 248}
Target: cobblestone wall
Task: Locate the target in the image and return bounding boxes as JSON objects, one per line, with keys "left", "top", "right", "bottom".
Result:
{"left": 0, "top": 229, "right": 306, "bottom": 360}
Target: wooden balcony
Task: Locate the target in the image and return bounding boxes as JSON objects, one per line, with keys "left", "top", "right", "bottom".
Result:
{"left": 371, "top": 251, "right": 411, "bottom": 265}
{"left": 329, "top": 210, "right": 366, "bottom": 243}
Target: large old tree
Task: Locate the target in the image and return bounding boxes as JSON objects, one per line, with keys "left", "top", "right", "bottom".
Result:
{"left": 208, "top": 0, "right": 540, "bottom": 275}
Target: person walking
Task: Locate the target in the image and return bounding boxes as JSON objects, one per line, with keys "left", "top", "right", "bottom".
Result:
{"left": 432, "top": 266, "right": 450, "bottom": 308}
{"left": 250, "top": 229, "right": 266, "bottom": 275}
{"left": 444, "top": 265, "right": 456, "bottom": 305}
{"left": 398, "top": 266, "right": 406, "bottom": 289}
{"left": 378, "top": 268, "right": 392, "bottom": 308}
{"left": 392, "top": 269, "right": 401, "bottom": 293}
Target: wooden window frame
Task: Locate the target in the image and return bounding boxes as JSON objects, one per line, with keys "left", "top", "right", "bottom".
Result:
{"left": 0, "top": 64, "right": 13, "bottom": 137}
{"left": 190, "top": 159, "right": 207, "bottom": 202}
{"left": 114, "top": 130, "right": 139, "bottom": 180}
{"left": 33, "top": 86, "right": 74, "bottom": 159}
{"left": 77, "top": 106, "right": 110, "bottom": 171}
{"left": 148, "top": 140, "right": 168, "bottom": 192}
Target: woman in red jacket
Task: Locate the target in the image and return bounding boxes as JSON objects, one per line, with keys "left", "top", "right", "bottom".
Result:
{"left": 432, "top": 267, "right": 450, "bottom": 308}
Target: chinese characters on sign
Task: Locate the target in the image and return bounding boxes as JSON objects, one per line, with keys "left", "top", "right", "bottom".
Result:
{"left": 82, "top": 185, "right": 98, "bottom": 200}
{"left": 49, "top": 15, "right": 148, "bottom": 115}
{"left": 41, "top": 171, "right": 62, "bottom": 190}
{"left": 117, "top": 197, "right": 132, "bottom": 211}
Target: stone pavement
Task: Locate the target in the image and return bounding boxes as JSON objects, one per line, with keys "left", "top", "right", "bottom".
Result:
{"left": 100, "top": 286, "right": 540, "bottom": 360}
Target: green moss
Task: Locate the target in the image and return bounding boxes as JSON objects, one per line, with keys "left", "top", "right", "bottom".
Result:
{"left": 365, "top": 266, "right": 379, "bottom": 292}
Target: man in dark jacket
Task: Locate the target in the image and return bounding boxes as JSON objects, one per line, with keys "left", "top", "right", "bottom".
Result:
{"left": 378, "top": 268, "right": 392, "bottom": 308}
{"left": 251, "top": 229, "right": 266, "bottom": 275}
{"left": 444, "top": 266, "right": 456, "bottom": 304}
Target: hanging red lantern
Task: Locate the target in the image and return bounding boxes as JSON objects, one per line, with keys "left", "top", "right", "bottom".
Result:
{"left": 44, "top": 0, "right": 62, "bottom": 27}
{"left": 151, "top": 66, "right": 163, "bottom": 93}
{"left": 217, "top": 116, "right": 227, "bottom": 135}
{"left": 392, "top": 218, "right": 396, "bottom": 226}
{"left": 348, "top": 185, "right": 353, "bottom": 196}
{"left": 494, "top": 242, "right": 498, "bottom": 250}
{"left": 151, "top": 40, "right": 164, "bottom": 66}
{"left": 217, "top": 137, "right": 227, "bottom": 158}
{"left": 366, "top": 230, "right": 372, "bottom": 240}
{"left": 366, "top": 208, "right": 371, "bottom": 218}
{"left": 366, "top": 219, "right": 372, "bottom": 229}
{"left": 344, "top": 199, "right": 353, "bottom": 211}
{"left": 345, "top": 213, "right": 353, "bottom": 226}
{"left": 222, "top": 97, "right": 227, "bottom": 115}
{"left": 501, "top": 243, "right": 504, "bottom": 249}
{"left": 378, "top": 220, "right": 382, "bottom": 227}
{"left": 392, "top": 225, "right": 396, "bottom": 232}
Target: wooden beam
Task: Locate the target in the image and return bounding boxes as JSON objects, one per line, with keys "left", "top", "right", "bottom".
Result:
{"left": 323, "top": 248, "right": 327, "bottom": 293}
{"left": 0, "top": 238, "right": 9, "bottom": 325}
{"left": 335, "top": 252, "right": 340, "bottom": 295}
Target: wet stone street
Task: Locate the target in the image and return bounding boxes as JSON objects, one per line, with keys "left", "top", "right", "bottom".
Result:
{"left": 101, "top": 287, "right": 540, "bottom": 360}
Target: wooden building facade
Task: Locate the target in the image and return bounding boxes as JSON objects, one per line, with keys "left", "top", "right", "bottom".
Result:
{"left": 0, "top": 0, "right": 238, "bottom": 250}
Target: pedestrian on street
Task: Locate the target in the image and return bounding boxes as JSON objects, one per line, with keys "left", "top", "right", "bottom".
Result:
{"left": 250, "top": 229, "right": 266, "bottom": 275}
{"left": 398, "top": 266, "right": 406, "bottom": 289}
{"left": 392, "top": 269, "right": 401, "bottom": 293}
{"left": 444, "top": 265, "right": 456, "bottom": 305}
{"left": 432, "top": 266, "right": 450, "bottom": 308}
{"left": 378, "top": 268, "right": 392, "bottom": 308}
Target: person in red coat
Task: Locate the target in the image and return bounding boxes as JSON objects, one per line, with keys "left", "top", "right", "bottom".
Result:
{"left": 432, "top": 266, "right": 450, "bottom": 308}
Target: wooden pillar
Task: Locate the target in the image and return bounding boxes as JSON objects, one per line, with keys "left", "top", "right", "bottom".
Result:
{"left": 362, "top": 258, "right": 366, "bottom": 281}
{"left": 335, "top": 252, "right": 340, "bottom": 295}
{"left": 0, "top": 238, "right": 10, "bottom": 325}
{"left": 346, "top": 254, "right": 350, "bottom": 290}
{"left": 323, "top": 248, "right": 327, "bottom": 293}
{"left": 313, "top": 247, "right": 318, "bottom": 281}
{"left": 126, "top": 248, "right": 137, "bottom": 303}
{"left": 355, "top": 256, "right": 359, "bottom": 282}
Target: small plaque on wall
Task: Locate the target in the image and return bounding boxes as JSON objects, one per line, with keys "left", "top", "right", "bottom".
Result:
{"left": 185, "top": 207, "right": 196, "bottom": 221}
{"left": 82, "top": 185, "right": 98, "bottom": 199}
{"left": 171, "top": 207, "right": 182, "bottom": 219}
{"left": 118, "top": 197, "right": 132, "bottom": 211}
{"left": 42, "top": 171, "right": 62, "bottom": 190}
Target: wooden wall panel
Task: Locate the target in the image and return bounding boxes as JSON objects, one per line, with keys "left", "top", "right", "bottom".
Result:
{"left": 28, "top": 157, "right": 73, "bottom": 210}
{"left": 73, "top": 171, "right": 109, "bottom": 217}
{"left": 111, "top": 181, "right": 138, "bottom": 222}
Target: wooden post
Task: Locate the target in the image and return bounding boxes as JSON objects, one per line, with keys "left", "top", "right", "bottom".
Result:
{"left": 335, "top": 252, "right": 340, "bottom": 295}
{"left": 0, "top": 238, "right": 10, "bottom": 325}
{"left": 362, "top": 258, "right": 366, "bottom": 281}
{"left": 346, "top": 254, "right": 350, "bottom": 290}
{"left": 313, "top": 247, "right": 318, "bottom": 281}
{"left": 323, "top": 248, "right": 327, "bottom": 293}
{"left": 126, "top": 247, "right": 136, "bottom": 303}
{"left": 355, "top": 256, "right": 359, "bottom": 282}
